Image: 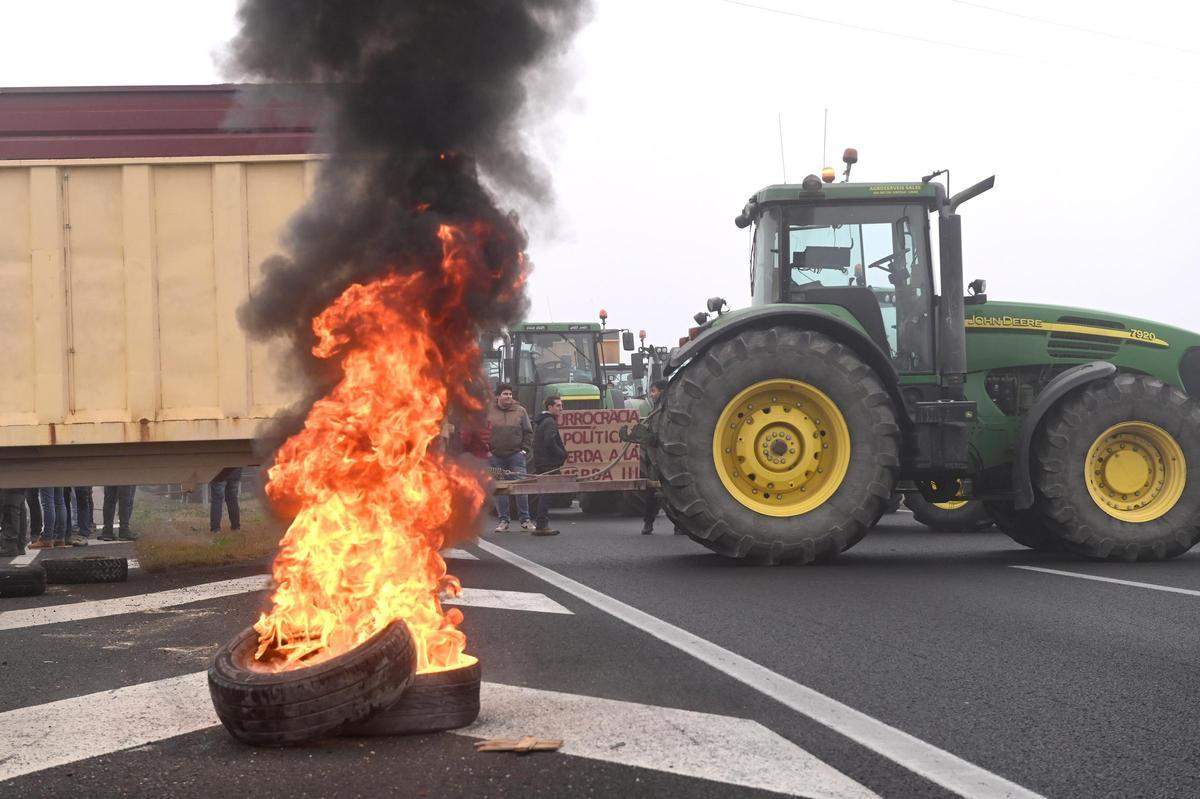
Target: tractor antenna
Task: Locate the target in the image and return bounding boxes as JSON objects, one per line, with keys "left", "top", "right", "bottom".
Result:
{"left": 822, "top": 107, "right": 828, "bottom": 167}
{"left": 776, "top": 113, "right": 787, "bottom": 182}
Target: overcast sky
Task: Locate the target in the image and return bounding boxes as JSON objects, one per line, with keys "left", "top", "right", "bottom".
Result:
{"left": 4, "top": 0, "right": 1199, "bottom": 346}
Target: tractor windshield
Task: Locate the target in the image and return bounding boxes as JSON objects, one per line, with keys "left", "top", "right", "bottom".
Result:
{"left": 782, "top": 203, "right": 934, "bottom": 373}
{"left": 517, "top": 332, "right": 602, "bottom": 387}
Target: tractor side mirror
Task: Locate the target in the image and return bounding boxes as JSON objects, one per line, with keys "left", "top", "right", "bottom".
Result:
{"left": 631, "top": 353, "right": 646, "bottom": 380}
{"left": 621, "top": 330, "right": 636, "bottom": 351}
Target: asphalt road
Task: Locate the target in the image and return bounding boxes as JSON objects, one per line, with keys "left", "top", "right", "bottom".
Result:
{"left": 2, "top": 509, "right": 1198, "bottom": 798}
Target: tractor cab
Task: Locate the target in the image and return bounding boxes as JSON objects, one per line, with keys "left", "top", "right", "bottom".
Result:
{"left": 742, "top": 179, "right": 941, "bottom": 375}
{"left": 489, "top": 322, "right": 626, "bottom": 413}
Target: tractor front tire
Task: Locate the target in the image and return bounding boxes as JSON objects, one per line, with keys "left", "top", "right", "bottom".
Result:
{"left": 653, "top": 328, "right": 899, "bottom": 564}
{"left": 1034, "top": 374, "right": 1200, "bottom": 560}
{"left": 904, "top": 494, "right": 993, "bottom": 532}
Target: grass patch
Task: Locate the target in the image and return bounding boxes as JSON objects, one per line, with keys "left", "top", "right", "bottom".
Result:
{"left": 133, "top": 490, "right": 286, "bottom": 573}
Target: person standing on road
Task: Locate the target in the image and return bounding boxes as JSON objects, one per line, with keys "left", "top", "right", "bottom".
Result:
{"left": 487, "top": 383, "right": 534, "bottom": 532}
{"left": 100, "top": 485, "right": 137, "bottom": 541}
{"left": 29, "top": 487, "right": 67, "bottom": 549}
{"left": 71, "top": 486, "right": 94, "bottom": 544}
{"left": 209, "top": 468, "right": 244, "bottom": 534}
{"left": 0, "top": 488, "right": 27, "bottom": 557}
{"left": 23, "top": 489, "right": 41, "bottom": 549}
{"left": 531, "top": 395, "right": 566, "bottom": 536}
{"left": 641, "top": 380, "right": 671, "bottom": 535}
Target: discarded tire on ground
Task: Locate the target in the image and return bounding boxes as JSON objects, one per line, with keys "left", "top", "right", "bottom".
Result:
{"left": 208, "top": 620, "right": 417, "bottom": 746}
{"left": 904, "top": 493, "right": 993, "bottom": 532}
{"left": 41, "top": 556, "right": 129, "bottom": 584}
{"left": 343, "top": 658, "right": 481, "bottom": 736}
{"left": 0, "top": 563, "right": 47, "bottom": 598}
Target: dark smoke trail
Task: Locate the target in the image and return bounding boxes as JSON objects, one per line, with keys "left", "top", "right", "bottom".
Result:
{"left": 228, "top": 0, "right": 593, "bottom": 443}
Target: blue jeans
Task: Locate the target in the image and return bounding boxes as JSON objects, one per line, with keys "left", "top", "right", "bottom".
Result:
{"left": 490, "top": 452, "right": 530, "bottom": 522}
{"left": 210, "top": 469, "right": 243, "bottom": 532}
{"left": 102, "top": 486, "right": 136, "bottom": 535}
{"left": 38, "top": 488, "right": 67, "bottom": 542}
{"left": 73, "top": 487, "right": 94, "bottom": 536}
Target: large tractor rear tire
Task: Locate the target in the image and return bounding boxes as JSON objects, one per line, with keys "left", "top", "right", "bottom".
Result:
{"left": 1033, "top": 374, "right": 1200, "bottom": 560}
{"left": 904, "top": 493, "right": 993, "bottom": 532}
{"left": 983, "top": 502, "right": 1062, "bottom": 552}
{"left": 652, "top": 328, "right": 899, "bottom": 564}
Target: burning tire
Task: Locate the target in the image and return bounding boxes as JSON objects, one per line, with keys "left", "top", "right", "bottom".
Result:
{"left": 208, "top": 620, "right": 417, "bottom": 746}
{"left": 653, "top": 328, "right": 899, "bottom": 564}
{"left": 343, "top": 658, "right": 481, "bottom": 736}
{"left": 41, "top": 556, "right": 128, "bottom": 584}
{"left": 1034, "top": 374, "right": 1200, "bottom": 560}
{"left": 0, "top": 563, "right": 46, "bottom": 598}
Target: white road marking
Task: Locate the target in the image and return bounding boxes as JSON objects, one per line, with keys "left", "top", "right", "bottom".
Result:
{"left": 478, "top": 540, "right": 1043, "bottom": 799}
{"left": 0, "top": 672, "right": 874, "bottom": 798}
{"left": 0, "top": 574, "right": 566, "bottom": 631}
{"left": 441, "top": 548, "right": 478, "bottom": 560}
{"left": 441, "top": 587, "right": 571, "bottom": 615}
{"left": 0, "top": 576, "right": 272, "bottom": 632}
{"left": 9, "top": 549, "right": 42, "bottom": 566}
{"left": 459, "top": 681, "right": 877, "bottom": 799}
{"left": 0, "top": 672, "right": 218, "bottom": 782}
{"left": 1010, "top": 565, "right": 1200, "bottom": 597}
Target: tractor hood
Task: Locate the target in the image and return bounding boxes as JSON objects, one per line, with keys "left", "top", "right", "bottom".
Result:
{"left": 964, "top": 300, "right": 1200, "bottom": 351}
{"left": 964, "top": 299, "right": 1200, "bottom": 393}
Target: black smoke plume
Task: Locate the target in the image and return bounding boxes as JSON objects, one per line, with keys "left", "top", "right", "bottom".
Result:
{"left": 228, "top": 0, "right": 592, "bottom": 445}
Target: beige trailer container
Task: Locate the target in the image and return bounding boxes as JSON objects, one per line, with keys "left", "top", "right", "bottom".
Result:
{"left": 0, "top": 86, "right": 325, "bottom": 488}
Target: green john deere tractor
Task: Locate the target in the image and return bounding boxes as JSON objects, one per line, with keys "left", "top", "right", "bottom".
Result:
{"left": 642, "top": 151, "right": 1200, "bottom": 563}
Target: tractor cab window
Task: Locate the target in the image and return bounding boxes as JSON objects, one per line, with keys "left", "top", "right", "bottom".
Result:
{"left": 517, "top": 332, "right": 601, "bottom": 387}
{"left": 783, "top": 203, "right": 933, "bottom": 373}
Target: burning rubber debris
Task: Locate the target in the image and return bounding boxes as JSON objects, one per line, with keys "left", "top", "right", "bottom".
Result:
{"left": 207, "top": 0, "right": 593, "bottom": 745}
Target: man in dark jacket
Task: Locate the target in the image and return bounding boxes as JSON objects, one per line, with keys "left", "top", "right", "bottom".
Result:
{"left": 641, "top": 380, "right": 670, "bottom": 535}
{"left": 531, "top": 395, "right": 566, "bottom": 535}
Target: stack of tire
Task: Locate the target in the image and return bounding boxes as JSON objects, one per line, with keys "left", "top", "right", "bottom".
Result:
{"left": 0, "top": 556, "right": 129, "bottom": 598}
{"left": 208, "top": 622, "right": 481, "bottom": 746}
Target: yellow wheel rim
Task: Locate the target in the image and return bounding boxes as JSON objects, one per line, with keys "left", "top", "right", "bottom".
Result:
{"left": 712, "top": 379, "right": 851, "bottom": 517}
{"left": 932, "top": 480, "right": 967, "bottom": 510}
{"left": 1084, "top": 421, "right": 1186, "bottom": 522}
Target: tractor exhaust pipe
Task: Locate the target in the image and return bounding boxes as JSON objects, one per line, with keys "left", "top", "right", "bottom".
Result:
{"left": 938, "top": 176, "right": 994, "bottom": 400}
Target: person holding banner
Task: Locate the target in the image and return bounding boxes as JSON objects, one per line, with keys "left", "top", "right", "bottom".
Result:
{"left": 531, "top": 394, "right": 567, "bottom": 536}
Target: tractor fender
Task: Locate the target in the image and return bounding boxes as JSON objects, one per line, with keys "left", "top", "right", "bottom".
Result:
{"left": 1012, "top": 360, "right": 1117, "bottom": 510}
{"left": 664, "top": 306, "right": 908, "bottom": 425}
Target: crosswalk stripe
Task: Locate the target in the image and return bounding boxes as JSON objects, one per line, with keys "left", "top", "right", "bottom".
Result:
{"left": 461, "top": 681, "right": 877, "bottom": 798}
{"left": 0, "top": 576, "right": 273, "bottom": 632}
{"left": 0, "top": 577, "right": 565, "bottom": 632}
{"left": 441, "top": 548, "right": 478, "bottom": 560}
{"left": 443, "top": 587, "right": 571, "bottom": 615}
{"left": 0, "top": 671, "right": 876, "bottom": 797}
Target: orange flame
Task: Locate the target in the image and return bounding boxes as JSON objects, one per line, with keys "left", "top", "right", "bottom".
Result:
{"left": 252, "top": 224, "right": 505, "bottom": 673}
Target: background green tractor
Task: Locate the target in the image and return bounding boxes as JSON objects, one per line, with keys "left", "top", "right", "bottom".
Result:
{"left": 486, "top": 321, "right": 640, "bottom": 514}
{"left": 645, "top": 151, "right": 1200, "bottom": 563}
